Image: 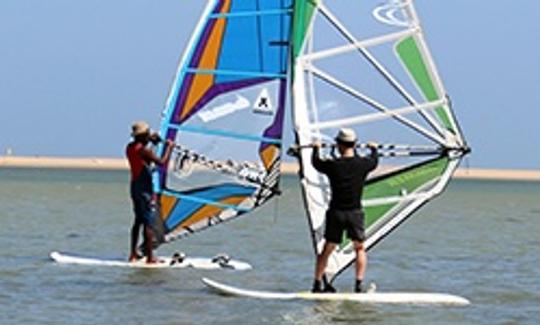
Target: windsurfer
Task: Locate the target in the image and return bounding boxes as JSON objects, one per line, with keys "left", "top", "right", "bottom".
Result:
{"left": 311, "top": 128, "right": 378, "bottom": 293}
{"left": 126, "top": 121, "right": 173, "bottom": 263}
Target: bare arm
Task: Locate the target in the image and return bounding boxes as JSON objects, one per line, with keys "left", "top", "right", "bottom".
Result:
{"left": 140, "top": 140, "right": 174, "bottom": 166}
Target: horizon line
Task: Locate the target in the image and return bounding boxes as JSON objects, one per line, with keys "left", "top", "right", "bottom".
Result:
{"left": 1, "top": 155, "right": 540, "bottom": 182}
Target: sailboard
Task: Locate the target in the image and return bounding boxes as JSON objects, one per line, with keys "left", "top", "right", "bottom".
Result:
{"left": 289, "top": 0, "right": 470, "bottom": 284}
{"left": 50, "top": 251, "right": 251, "bottom": 270}
{"left": 202, "top": 278, "right": 470, "bottom": 305}
{"left": 150, "top": 0, "right": 295, "bottom": 247}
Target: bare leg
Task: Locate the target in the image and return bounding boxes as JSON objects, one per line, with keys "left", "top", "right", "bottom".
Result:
{"left": 315, "top": 242, "right": 337, "bottom": 280}
{"left": 143, "top": 225, "right": 158, "bottom": 264}
{"left": 353, "top": 240, "right": 367, "bottom": 281}
{"left": 129, "top": 221, "right": 142, "bottom": 262}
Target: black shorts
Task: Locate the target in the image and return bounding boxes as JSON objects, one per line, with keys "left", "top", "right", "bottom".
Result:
{"left": 324, "top": 209, "right": 365, "bottom": 244}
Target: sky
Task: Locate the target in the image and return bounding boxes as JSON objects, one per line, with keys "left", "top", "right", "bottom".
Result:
{"left": 0, "top": 0, "right": 539, "bottom": 169}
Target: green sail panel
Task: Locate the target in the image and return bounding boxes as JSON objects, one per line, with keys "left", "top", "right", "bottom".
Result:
{"left": 364, "top": 157, "right": 449, "bottom": 228}
{"left": 292, "top": 0, "right": 319, "bottom": 59}
{"left": 336, "top": 157, "right": 450, "bottom": 250}
{"left": 396, "top": 36, "right": 454, "bottom": 132}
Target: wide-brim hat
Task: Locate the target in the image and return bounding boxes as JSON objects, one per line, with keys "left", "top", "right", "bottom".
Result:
{"left": 335, "top": 128, "right": 357, "bottom": 143}
{"left": 131, "top": 121, "right": 150, "bottom": 136}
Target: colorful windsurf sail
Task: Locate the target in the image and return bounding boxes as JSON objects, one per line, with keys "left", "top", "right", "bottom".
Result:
{"left": 153, "top": 0, "right": 294, "bottom": 244}
{"left": 290, "top": 0, "right": 470, "bottom": 282}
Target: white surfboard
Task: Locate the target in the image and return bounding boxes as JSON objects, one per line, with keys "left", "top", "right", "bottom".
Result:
{"left": 50, "top": 251, "right": 251, "bottom": 270}
{"left": 201, "top": 278, "right": 470, "bottom": 306}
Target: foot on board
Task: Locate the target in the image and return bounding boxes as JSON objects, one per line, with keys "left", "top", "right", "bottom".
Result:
{"left": 354, "top": 282, "right": 377, "bottom": 294}
{"left": 355, "top": 280, "right": 364, "bottom": 293}
{"left": 324, "top": 284, "right": 337, "bottom": 293}
{"left": 323, "top": 277, "right": 337, "bottom": 293}
{"left": 312, "top": 280, "right": 337, "bottom": 293}
{"left": 311, "top": 279, "right": 322, "bottom": 293}
{"left": 145, "top": 257, "right": 164, "bottom": 264}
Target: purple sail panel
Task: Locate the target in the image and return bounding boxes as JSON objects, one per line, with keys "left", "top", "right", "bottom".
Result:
{"left": 260, "top": 79, "right": 287, "bottom": 152}
{"left": 170, "top": 0, "right": 227, "bottom": 126}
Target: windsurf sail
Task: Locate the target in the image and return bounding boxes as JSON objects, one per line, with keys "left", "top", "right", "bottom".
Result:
{"left": 290, "top": 0, "right": 470, "bottom": 283}
{"left": 153, "top": 0, "right": 294, "bottom": 244}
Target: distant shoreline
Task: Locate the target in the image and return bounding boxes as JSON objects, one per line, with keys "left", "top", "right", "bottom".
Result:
{"left": 1, "top": 155, "right": 540, "bottom": 182}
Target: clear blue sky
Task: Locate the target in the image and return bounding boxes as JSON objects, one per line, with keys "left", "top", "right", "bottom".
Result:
{"left": 0, "top": 0, "right": 538, "bottom": 169}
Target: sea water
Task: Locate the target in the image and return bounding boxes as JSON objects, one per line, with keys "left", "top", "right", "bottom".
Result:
{"left": 0, "top": 168, "right": 539, "bottom": 324}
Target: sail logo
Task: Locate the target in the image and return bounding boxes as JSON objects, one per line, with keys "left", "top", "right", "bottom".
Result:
{"left": 199, "top": 95, "right": 250, "bottom": 122}
{"left": 253, "top": 88, "right": 274, "bottom": 115}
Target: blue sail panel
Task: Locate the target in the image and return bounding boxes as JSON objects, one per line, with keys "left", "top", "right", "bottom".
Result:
{"left": 153, "top": 0, "right": 294, "bottom": 245}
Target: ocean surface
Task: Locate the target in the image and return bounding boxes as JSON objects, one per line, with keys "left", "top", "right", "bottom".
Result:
{"left": 1, "top": 168, "right": 539, "bottom": 324}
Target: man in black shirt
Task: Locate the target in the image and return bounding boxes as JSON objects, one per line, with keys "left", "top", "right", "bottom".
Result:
{"left": 311, "top": 128, "right": 378, "bottom": 293}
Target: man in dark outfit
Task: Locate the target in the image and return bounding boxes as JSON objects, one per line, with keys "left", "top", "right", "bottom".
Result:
{"left": 126, "top": 121, "right": 173, "bottom": 264}
{"left": 311, "top": 128, "right": 378, "bottom": 293}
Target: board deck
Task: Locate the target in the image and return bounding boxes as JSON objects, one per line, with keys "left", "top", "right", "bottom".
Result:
{"left": 50, "top": 252, "right": 251, "bottom": 270}
{"left": 201, "top": 278, "right": 470, "bottom": 305}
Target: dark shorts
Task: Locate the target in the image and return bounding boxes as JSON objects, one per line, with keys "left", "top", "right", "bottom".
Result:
{"left": 131, "top": 191, "right": 155, "bottom": 227}
{"left": 324, "top": 208, "right": 365, "bottom": 244}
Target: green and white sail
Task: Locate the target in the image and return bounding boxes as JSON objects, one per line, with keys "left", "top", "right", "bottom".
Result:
{"left": 290, "top": 0, "right": 469, "bottom": 282}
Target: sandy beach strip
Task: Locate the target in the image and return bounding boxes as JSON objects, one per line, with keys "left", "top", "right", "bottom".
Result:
{"left": 451, "top": 168, "right": 540, "bottom": 181}
{"left": 0, "top": 156, "right": 128, "bottom": 170}
{"left": 1, "top": 156, "right": 539, "bottom": 182}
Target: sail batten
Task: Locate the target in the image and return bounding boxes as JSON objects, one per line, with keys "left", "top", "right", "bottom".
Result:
{"left": 161, "top": 190, "right": 253, "bottom": 212}
{"left": 302, "top": 27, "right": 419, "bottom": 62}
{"left": 209, "top": 9, "right": 293, "bottom": 18}
{"left": 185, "top": 68, "right": 287, "bottom": 78}
{"left": 167, "top": 124, "right": 283, "bottom": 144}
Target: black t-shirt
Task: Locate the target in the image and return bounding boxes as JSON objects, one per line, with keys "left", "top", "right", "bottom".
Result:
{"left": 312, "top": 147, "right": 378, "bottom": 210}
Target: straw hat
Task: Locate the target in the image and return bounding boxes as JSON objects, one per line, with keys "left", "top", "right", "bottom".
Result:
{"left": 131, "top": 121, "right": 150, "bottom": 136}
{"left": 335, "top": 128, "right": 357, "bottom": 143}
